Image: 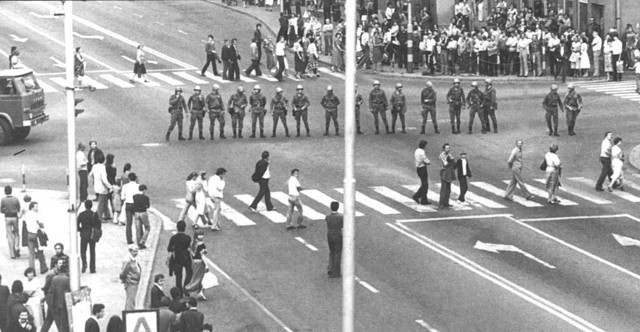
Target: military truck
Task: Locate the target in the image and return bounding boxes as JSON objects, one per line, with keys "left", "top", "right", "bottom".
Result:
{"left": 0, "top": 68, "right": 49, "bottom": 146}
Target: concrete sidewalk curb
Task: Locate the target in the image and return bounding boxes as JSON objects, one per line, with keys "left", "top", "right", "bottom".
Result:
{"left": 135, "top": 209, "right": 163, "bottom": 309}
{"left": 628, "top": 144, "right": 640, "bottom": 172}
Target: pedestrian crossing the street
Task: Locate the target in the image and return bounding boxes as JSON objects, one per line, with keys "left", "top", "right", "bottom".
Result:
{"left": 169, "top": 177, "right": 640, "bottom": 229}
{"left": 576, "top": 81, "right": 640, "bottom": 104}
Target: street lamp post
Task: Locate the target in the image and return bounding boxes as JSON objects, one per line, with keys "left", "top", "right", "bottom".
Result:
{"left": 406, "top": 0, "right": 413, "bottom": 73}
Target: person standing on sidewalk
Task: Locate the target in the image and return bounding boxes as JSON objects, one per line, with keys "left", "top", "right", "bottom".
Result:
{"left": 420, "top": 81, "right": 439, "bottom": 134}
{"left": 133, "top": 185, "right": 151, "bottom": 250}
{"left": 595, "top": 131, "right": 613, "bottom": 191}
{"left": 275, "top": 36, "right": 287, "bottom": 81}
{"left": 592, "top": 31, "right": 602, "bottom": 77}
{"left": 412, "top": 140, "right": 431, "bottom": 205}
{"left": 120, "top": 244, "right": 141, "bottom": 311}
{"left": 77, "top": 200, "right": 100, "bottom": 274}
{"left": 220, "top": 40, "right": 231, "bottom": 80}
{"left": 120, "top": 173, "right": 140, "bottom": 245}
{"left": 23, "top": 202, "right": 49, "bottom": 275}
{"left": 455, "top": 152, "right": 472, "bottom": 205}
{"left": 84, "top": 303, "right": 105, "bottom": 332}
{"left": 244, "top": 38, "right": 262, "bottom": 77}
{"left": 76, "top": 143, "right": 89, "bottom": 202}
{"left": 285, "top": 169, "right": 305, "bottom": 230}
{"left": 254, "top": 24, "right": 264, "bottom": 62}
{"left": 504, "top": 140, "right": 535, "bottom": 201}
{"left": 326, "top": 201, "right": 343, "bottom": 278}
{"left": 50, "top": 264, "right": 70, "bottom": 332}
{"left": 206, "top": 168, "right": 226, "bottom": 231}
{"left": 2, "top": 185, "right": 21, "bottom": 259}
{"left": 167, "top": 221, "right": 192, "bottom": 296}
{"left": 249, "top": 151, "right": 275, "bottom": 212}
{"left": 200, "top": 35, "right": 220, "bottom": 77}
{"left": 187, "top": 86, "right": 206, "bottom": 140}
{"left": 542, "top": 84, "right": 564, "bottom": 136}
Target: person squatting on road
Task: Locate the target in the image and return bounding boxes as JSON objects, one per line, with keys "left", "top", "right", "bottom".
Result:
{"left": 249, "top": 85, "right": 268, "bottom": 138}
{"left": 542, "top": 84, "right": 564, "bottom": 136}
{"left": 292, "top": 85, "right": 311, "bottom": 137}
{"left": 420, "top": 81, "right": 439, "bottom": 134}
{"left": 369, "top": 80, "right": 389, "bottom": 134}
{"left": 389, "top": 83, "right": 407, "bottom": 133}
{"left": 271, "top": 87, "right": 290, "bottom": 137}
{"left": 205, "top": 84, "right": 226, "bottom": 140}
{"left": 228, "top": 86, "right": 248, "bottom": 138}
{"left": 321, "top": 85, "right": 340, "bottom": 136}
{"left": 466, "top": 81, "right": 486, "bottom": 134}
{"left": 166, "top": 88, "right": 189, "bottom": 141}
{"left": 188, "top": 86, "right": 207, "bottom": 140}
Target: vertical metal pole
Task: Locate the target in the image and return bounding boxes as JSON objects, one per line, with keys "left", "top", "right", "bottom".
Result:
{"left": 342, "top": 0, "right": 356, "bottom": 330}
{"left": 573, "top": 0, "right": 579, "bottom": 32}
{"left": 406, "top": 0, "right": 413, "bottom": 73}
{"left": 64, "top": 0, "right": 80, "bottom": 292}
{"left": 21, "top": 164, "right": 26, "bottom": 192}
{"left": 615, "top": 0, "right": 620, "bottom": 33}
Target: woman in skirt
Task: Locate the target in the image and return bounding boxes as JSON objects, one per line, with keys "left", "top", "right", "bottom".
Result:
{"left": 183, "top": 231, "right": 208, "bottom": 300}
{"left": 130, "top": 44, "right": 149, "bottom": 83}
{"left": 293, "top": 38, "right": 305, "bottom": 79}
{"left": 306, "top": 37, "right": 319, "bottom": 77}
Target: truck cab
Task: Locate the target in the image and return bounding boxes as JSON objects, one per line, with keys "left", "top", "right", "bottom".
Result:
{"left": 0, "top": 69, "right": 49, "bottom": 145}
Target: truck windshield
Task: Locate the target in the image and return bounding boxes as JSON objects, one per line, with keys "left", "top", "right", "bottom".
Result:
{"left": 13, "top": 73, "right": 41, "bottom": 95}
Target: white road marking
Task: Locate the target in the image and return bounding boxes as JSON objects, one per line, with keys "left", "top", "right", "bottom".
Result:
{"left": 172, "top": 72, "right": 209, "bottom": 84}
{"left": 294, "top": 237, "right": 318, "bottom": 251}
{"left": 271, "top": 191, "right": 325, "bottom": 220}
{"left": 612, "top": 233, "right": 640, "bottom": 247}
{"left": 397, "top": 214, "right": 512, "bottom": 223}
{"left": 302, "top": 189, "right": 364, "bottom": 216}
{"left": 334, "top": 188, "right": 400, "bottom": 215}
{"left": 37, "top": 80, "right": 58, "bottom": 93}
{"left": 49, "top": 77, "right": 69, "bottom": 88}
{"left": 81, "top": 76, "right": 109, "bottom": 89}
{"left": 113, "top": 5, "right": 122, "bottom": 10}
{"left": 238, "top": 75, "right": 257, "bottom": 83}
{"left": 148, "top": 207, "right": 176, "bottom": 231}
{"left": 148, "top": 73, "right": 184, "bottom": 85}
{"left": 200, "top": 71, "right": 226, "bottom": 83}
{"left": 404, "top": 185, "right": 472, "bottom": 211}
{"left": 501, "top": 180, "right": 577, "bottom": 206}
{"left": 256, "top": 75, "right": 279, "bottom": 82}
{"left": 318, "top": 67, "right": 345, "bottom": 79}
{"left": 73, "top": 32, "right": 104, "bottom": 40}
{"left": 141, "top": 143, "right": 162, "bottom": 147}
{"left": 155, "top": 21, "right": 164, "bottom": 26}
{"left": 448, "top": 183, "right": 507, "bottom": 209}
{"left": 370, "top": 186, "right": 436, "bottom": 213}
{"left": 286, "top": 75, "right": 303, "bottom": 81}
{"left": 0, "top": 178, "right": 16, "bottom": 184}
{"left": 178, "top": 29, "right": 188, "bottom": 35}
{"left": 30, "top": 12, "right": 56, "bottom": 19}
{"left": 415, "top": 319, "right": 439, "bottom": 332}
{"left": 354, "top": 276, "right": 379, "bottom": 293}
{"left": 533, "top": 179, "right": 611, "bottom": 204}
{"left": 49, "top": 56, "right": 66, "bottom": 68}
{"left": 220, "top": 202, "right": 257, "bottom": 226}
{"left": 100, "top": 74, "right": 134, "bottom": 88}
{"left": 474, "top": 240, "right": 556, "bottom": 269}
{"left": 121, "top": 55, "right": 136, "bottom": 63}
{"left": 620, "top": 177, "right": 640, "bottom": 192}
{"left": 234, "top": 194, "right": 286, "bottom": 223}
{"left": 568, "top": 177, "right": 640, "bottom": 203}
{"left": 134, "top": 13, "right": 143, "bottom": 18}
{"left": 120, "top": 72, "right": 160, "bottom": 86}
{"left": 387, "top": 222, "right": 605, "bottom": 332}
{"left": 10, "top": 34, "right": 28, "bottom": 43}
{"left": 470, "top": 181, "right": 543, "bottom": 207}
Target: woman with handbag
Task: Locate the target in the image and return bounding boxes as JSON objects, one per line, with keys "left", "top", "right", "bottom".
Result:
{"left": 23, "top": 202, "right": 48, "bottom": 275}
{"left": 544, "top": 144, "right": 562, "bottom": 205}
{"left": 183, "top": 231, "right": 208, "bottom": 300}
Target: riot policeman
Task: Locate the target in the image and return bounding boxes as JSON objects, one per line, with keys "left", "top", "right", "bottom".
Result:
{"left": 369, "top": 80, "right": 389, "bottom": 134}
{"left": 355, "top": 83, "right": 364, "bottom": 135}
{"left": 466, "top": 81, "right": 486, "bottom": 134}
{"left": 205, "top": 84, "right": 226, "bottom": 140}
{"left": 166, "top": 87, "right": 188, "bottom": 141}
{"left": 270, "top": 87, "right": 290, "bottom": 137}
{"left": 420, "top": 81, "right": 439, "bottom": 134}
{"left": 292, "top": 85, "right": 311, "bottom": 137}
{"left": 188, "top": 85, "right": 206, "bottom": 140}
{"left": 446, "top": 78, "right": 466, "bottom": 134}
{"left": 389, "top": 82, "right": 407, "bottom": 133}
{"left": 542, "top": 84, "right": 564, "bottom": 136}
{"left": 563, "top": 84, "right": 582, "bottom": 136}
{"left": 320, "top": 85, "right": 340, "bottom": 136}
{"left": 249, "top": 85, "right": 267, "bottom": 138}
{"left": 482, "top": 79, "right": 498, "bottom": 133}
{"left": 227, "top": 86, "right": 248, "bottom": 138}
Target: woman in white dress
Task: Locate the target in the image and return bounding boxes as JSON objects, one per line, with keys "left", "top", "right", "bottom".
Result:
{"left": 129, "top": 44, "right": 149, "bottom": 83}
{"left": 569, "top": 35, "right": 581, "bottom": 77}
{"left": 579, "top": 37, "right": 591, "bottom": 76}
{"left": 193, "top": 171, "right": 211, "bottom": 228}
{"left": 609, "top": 137, "right": 625, "bottom": 191}
{"left": 22, "top": 267, "right": 44, "bottom": 328}
{"left": 178, "top": 171, "right": 198, "bottom": 224}
{"left": 603, "top": 35, "right": 613, "bottom": 81}
{"left": 545, "top": 144, "right": 562, "bottom": 204}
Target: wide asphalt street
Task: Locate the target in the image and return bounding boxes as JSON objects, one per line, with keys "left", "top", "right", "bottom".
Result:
{"left": 1, "top": 1, "right": 640, "bottom": 331}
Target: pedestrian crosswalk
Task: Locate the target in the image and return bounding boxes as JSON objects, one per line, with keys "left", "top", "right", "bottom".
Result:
{"left": 171, "top": 177, "right": 640, "bottom": 229}
{"left": 576, "top": 80, "right": 640, "bottom": 104}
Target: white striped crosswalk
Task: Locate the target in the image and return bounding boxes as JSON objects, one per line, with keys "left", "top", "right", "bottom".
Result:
{"left": 148, "top": 72, "right": 184, "bottom": 85}
{"left": 577, "top": 81, "right": 640, "bottom": 104}
{"left": 173, "top": 71, "right": 210, "bottom": 84}
{"left": 100, "top": 74, "right": 135, "bottom": 88}
{"left": 171, "top": 177, "right": 640, "bottom": 229}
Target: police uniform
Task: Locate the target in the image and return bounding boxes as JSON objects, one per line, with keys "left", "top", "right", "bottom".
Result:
{"left": 271, "top": 90, "right": 290, "bottom": 137}
{"left": 166, "top": 88, "right": 188, "bottom": 141}
{"left": 446, "top": 81, "right": 466, "bottom": 134}
{"left": 563, "top": 87, "right": 582, "bottom": 136}
{"left": 482, "top": 81, "right": 498, "bottom": 133}
{"left": 292, "top": 87, "right": 311, "bottom": 137}
{"left": 466, "top": 83, "right": 486, "bottom": 134}
{"left": 420, "top": 83, "right": 439, "bottom": 134}
{"left": 188, "top": 87, "right": 207, "bottom": 140}
{"left": 249, "top": 86, "right": 267, "bottom": 138}
{"left": 227, "top": 88, "right": 248, "bottom": 138}
{"left": 369, "top": 82, "right": 389, "bottom": 134}
{"left": 542, "top": 86, "right": 564, "bottom": 136}
{"left": 355, "top": 89, "right": 364, "bottom": 134}
{"left": 389, "top": 83, "right": 407, "bottom": 133}
{"left": 206, "top": 86, "right": 226, "bottom": 140}
{"left": 320, "top": 86, "right": 340, "bottom": 136}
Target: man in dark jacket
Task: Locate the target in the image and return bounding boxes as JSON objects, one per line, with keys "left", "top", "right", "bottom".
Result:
{"left": 83, "top": 303, "right": 104, "bottom": 332}
{"left": 167, "top": 221, "right": 192, "bottom": 296}
{"left": 6, "top": 309, "right": 36, "bottom": 332}
{"left": 77, "top": 200, "right": 100, "bottom": 273}
{"left": 249, "top": 151, "right": 274, "bottom": 212}
{"left": 455, "top": 152, "right": 472, "bottom": 204}
{"left": 0, "top": 274, "right": 10, "bottom": 331}
{"left": 177, "top": 297, "right": 204, "bottom": 332}
{"left": 227, "top": 39, "right": 241, "bottom": 81}
{"left": 220, "top": 39, "right": 231, "bottom": 80}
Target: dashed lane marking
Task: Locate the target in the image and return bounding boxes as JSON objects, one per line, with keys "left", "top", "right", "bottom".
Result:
{"left": 294, "top": 237, "right": 318, "bottom": 251}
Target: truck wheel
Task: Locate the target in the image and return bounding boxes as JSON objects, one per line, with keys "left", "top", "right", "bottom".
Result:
{"left": 12, "top": 127, "right": 31, "bottom": 141}
{"left": 0, "top": 119, "right": 11, "bottom": 146}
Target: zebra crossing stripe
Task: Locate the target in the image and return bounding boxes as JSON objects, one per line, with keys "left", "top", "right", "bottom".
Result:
{"left": 579, "top": 82, "right": 634, "bottom": 88}
{"left": 38, "top": 80, "right": 58, "bottom": 93}
{"left": 238, "top": 75, "right": 257, "bottom": 83}
{"left": 173, "top": 72, "right": 210, "bottom": 84}
{"left": 200, "top": 72, "right": 226, "bottom": 83}
{"left": 502, "top": 180, "right": 577, "bottom": 206}
{"left": 442, "top": 183, "right": 507, "bottom": 209}
{"left": 81, "top": 76, "right": 109, "bottom": 89}
{"left": 403, "top": 185, "right": 472, "bottom": 211}
{"left": 100, "top": 74, "right": 135, "bottom": 88}
{"left": 302, "top": 189, "right": 364, "bottom": 216}
{"left": 148, "top": 73, "right": 184, "bottom": 85}
{"left": 568, "top": 177, "right": 640, "bottom": 203}
{"left": 271, "top": 191, "right": 326, "bottom": 220}
{"left": 318, "top": 67, "right": 345, "bottom": 79}
{"left": 118, "top": 73, "right": 160, "bottom": 86}
{"left": 470, "top": 181, "right": 543, "bottom": 207}
{"left": 221, "top": 201, "right": 256, "bottom": 226}
{"left": 370, "top": 186, "right": 436, "bottom": 213}
{"left": 334, "top": 188, "right": 400, "bottom": 215}
{"left": 256, "top": 75, "right": 279, "bottom": 82}
{"left": 234, "top": 194, "right": 287, "bottom": 223}
{"left": 49, "top": 77, "right": 68, "bottom": 88}
{"left": 532, "top": 179, "right": 611, "bottom": 205}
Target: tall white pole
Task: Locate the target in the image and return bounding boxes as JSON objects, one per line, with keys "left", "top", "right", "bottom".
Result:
{"left": 406, "top": 1, "right": 413, "bottom": 73}
{"left": 342, "top": 0, "right": 356, "bottom": 330}
{"left": 64, "top": 0, "right": 81, "bottom": 291}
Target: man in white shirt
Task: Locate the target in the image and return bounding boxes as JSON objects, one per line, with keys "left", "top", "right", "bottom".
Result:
{"left": 595, "top": 131, "right": 613, "bottom": 191}
{"left": 285, "top": 169, "right": 305, "bottom": 230}
{"left": 611, "top": 34, "right": 623, "bottom": 81}
{"left": 206, "top": 168, "right": 226, "bottom": 231}
{"left": 89, "top": 153, "right": 113, "bottom": 224}
{"left": 275, "top": 36, "right": 286, "bottom": 81}
{"left": 76, "top": 143, "right": 88, "bottom": 202}
{"left": 24, "top": 202, "right": 48, "bottom": 274}
{"left": 412, "top": 140, "right": 431, "bottom": 205}
{"left": 591, "top": 31, "right": 602, "bottom": 76}
{"left": 120, "top": 173, "right": 140, "bottom": 244}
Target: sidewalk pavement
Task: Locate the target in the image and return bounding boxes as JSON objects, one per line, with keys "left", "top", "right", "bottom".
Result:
{"left": 0, "top": 188, "right": 161, "bottom": 332}
{"left": 203, "top": 0, "right": 637, "bottom": 83}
